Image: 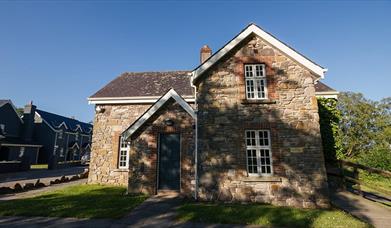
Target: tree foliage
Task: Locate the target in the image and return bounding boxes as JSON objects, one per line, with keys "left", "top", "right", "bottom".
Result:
{"left": 336, "top": 92, "right": 391, "bottom": 170}
{"left": 318, "top": 92, "right": 391, "bottom": 170}
{"left": 16, "top": 108, "right": 24, "bottom": 117}
{"left": 337, "top": 92, "right": 391, "bottom": 157}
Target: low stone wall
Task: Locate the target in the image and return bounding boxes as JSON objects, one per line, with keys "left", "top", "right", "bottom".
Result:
{"left": 56, "top": 161, "right": 82, "bottom": 169}
{"left": 0, "top": 170, "right": 89, "bottom": 195}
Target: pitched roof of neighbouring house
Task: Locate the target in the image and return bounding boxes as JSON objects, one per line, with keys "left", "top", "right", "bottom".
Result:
{"left": 90, "top": 71, "right": 193, "bottom": 99}
{"left": 35, "top": 109, "right": 92, "bottom": 133}
{"left": 122, "top": 89, "right": 195, "bottom": 140}
{"left": 0, "top": 99, "right": 24, "bottom": 123}
{"left": 191, "top": 23, "right": 327, "bottom": 82}
{"left": 0, "top": 100, "right": 11, "bottom": 108}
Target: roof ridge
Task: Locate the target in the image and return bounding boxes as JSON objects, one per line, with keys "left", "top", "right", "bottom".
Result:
{"left": 36, "top": 109, "right": 91, "bottom": 126}
{"left": 122, "top": 70, "right": 191, "bottom": 74}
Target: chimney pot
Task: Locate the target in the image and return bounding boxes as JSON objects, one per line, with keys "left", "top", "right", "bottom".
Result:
{"left": 200, "top": 45, "right": 212, "bottom": 63}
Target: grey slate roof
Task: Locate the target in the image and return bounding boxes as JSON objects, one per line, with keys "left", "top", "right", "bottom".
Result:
{"left": 90, "top": 71, "right": 193, "bottom": 98}
{"left": 315, "top": 81, "right": 337, "bottom": 92}
{"left": 36, "top": 109, "right": 92, "bottom": 133}
{"left": 90, "top": 71, "right": 336, "bottom": 98}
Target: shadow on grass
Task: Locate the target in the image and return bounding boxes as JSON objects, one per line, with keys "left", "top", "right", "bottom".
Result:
{"left": 177, "top": 202, "right": 371, "bottom": 228}
{"left": 0, "top": 184, "right": 147, "bottom": 219}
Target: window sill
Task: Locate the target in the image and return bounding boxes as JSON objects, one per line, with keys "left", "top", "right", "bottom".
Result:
{"left": 242, "top": 176, "right": 282, "bottom": 182}
{"left": 113, "top": 168, "right": 129, "bottom": 172}
{"left": 241, "top": 99, "right": 277, "bottom": 104}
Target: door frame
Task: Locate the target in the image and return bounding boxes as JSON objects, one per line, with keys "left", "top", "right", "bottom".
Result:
{"left": 156, "top": 132, "right": 182, "bottom": 192}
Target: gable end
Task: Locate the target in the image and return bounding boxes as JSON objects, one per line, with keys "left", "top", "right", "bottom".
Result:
{"left": 192, "top": 23, "right": 327, "bottom": 83}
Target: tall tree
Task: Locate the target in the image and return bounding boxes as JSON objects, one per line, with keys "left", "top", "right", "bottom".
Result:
{"left": 337, "top": 92, "right": 391, "bottom": 158}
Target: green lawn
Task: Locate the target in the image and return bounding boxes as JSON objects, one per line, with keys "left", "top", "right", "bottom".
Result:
{"left": 178, "top": 202, "right": 371, "bottom": 228}
{"left": 359, "top": 171, "right": 391, "bottom": 195}
{"left": 342, "top": 166, "right": 391, "bottom": 199}
{"left": 0, "top": 184, "right": 147, "bottom": 219}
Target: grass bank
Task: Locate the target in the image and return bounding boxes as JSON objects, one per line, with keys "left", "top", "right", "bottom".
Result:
{"left": 0, "top": 184, "right": 147, "bottom": 219}
{"left": 178, "top": 202, "right": 371, "bottom": 228}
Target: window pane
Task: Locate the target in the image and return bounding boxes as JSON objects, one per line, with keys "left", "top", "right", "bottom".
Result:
{"left": 259, "top": 149, "right": 272, "bottom": 174}
{"left": 255, "top": 65, "right": 264, "bottom": 77}
{"left": 259, "top": 130, "right": 270, "bottom": 146}
{"left": 119, "top": 137, "right": 129, "bottom": 168}
{"left": 246, "top": 80, "right": 255, "bottom": 98}
{"left": 247, "top": 149, "right": 258, "bottom": 174}
{"left": 245, "top": 65, "right": 253, "bottom": 77}
{"left": 245, "top": 130, "right": 272, "bottom": 175}
{"left": 246, "top": 131, "right": 256, "bottom": 146}
{"left": 255, "top": 79, "right": 266, "bottom": 99}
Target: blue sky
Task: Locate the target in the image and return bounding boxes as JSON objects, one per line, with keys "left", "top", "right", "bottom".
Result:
{"left": 0, "top": 1, "right": 390, "bottom": 122}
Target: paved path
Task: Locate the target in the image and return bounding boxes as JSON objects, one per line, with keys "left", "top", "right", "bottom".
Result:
{"left": 0, "top": 216, "right": 113, "bottom": 228}
{"left": 117, "top": 192, "right": 183, "bottom": 227}
{"left": 330, "top": 191, "right": 391, "bottom": 228}
{"left": 117, "top": 192, "right": 258, "bottom": 227}
{"left": 0, "top": 166, "right": 86, "bottom": 188}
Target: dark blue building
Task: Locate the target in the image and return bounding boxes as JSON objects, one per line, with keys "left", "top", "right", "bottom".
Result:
{"left": 34, "top": 109, "right": 92, "bottom": 168}
{"left": 0, "top": 100, "right": 42, "bottom": 168}
{"left": 0, "top": 100, "right": 92, "bottom": 170}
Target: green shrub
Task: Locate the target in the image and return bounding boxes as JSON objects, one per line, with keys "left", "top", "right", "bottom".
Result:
{"left": 318, "top": 98, "right": 343, "bottom": 161}
{"left": 357, "top": 147, "right": 391, "bottom": 172}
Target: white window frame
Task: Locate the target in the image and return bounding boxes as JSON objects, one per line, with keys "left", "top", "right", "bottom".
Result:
{"left": 58, "top": 131, "right": 63, "bottom": 139}
{"left": 245, "top": 130, "right": 273, "bottom": 176}
{"left": 244, "top": 64, "right": 268, "bottom": 100}
{"left": 118, "top": 137, "right": 130, "bottom": 169}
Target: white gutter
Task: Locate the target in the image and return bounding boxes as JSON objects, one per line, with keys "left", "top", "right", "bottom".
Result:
{"left": 190, "top": 73, "right": 199, "bottom": 200}
{"left": 315, "top": 91, "right": 340, "bottom": 99}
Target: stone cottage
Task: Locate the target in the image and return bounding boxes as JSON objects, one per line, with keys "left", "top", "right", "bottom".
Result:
{"left": 88, "top": 23, "right": 338, "bottom": 208}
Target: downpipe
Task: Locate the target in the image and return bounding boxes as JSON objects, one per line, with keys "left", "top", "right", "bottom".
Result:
{"left": 190, "top": 74, "right": 199, "bottom": 200}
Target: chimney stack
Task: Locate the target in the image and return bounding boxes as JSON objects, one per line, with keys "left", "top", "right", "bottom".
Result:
{"left": 200, "top": 45, "right": 212, "bottom": 63}
{"left": 22, "top": 101, "right": 36, "bottom": 142}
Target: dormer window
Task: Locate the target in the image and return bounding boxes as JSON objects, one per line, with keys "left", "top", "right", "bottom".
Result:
{"left": 245, "top": 64, "right": 267, "bottom": 100}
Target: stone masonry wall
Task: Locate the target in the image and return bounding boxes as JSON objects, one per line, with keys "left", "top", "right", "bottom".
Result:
{"left": 88, "top": 104, "right": 150, "bottom": 186}
{"left": 127, "top": 100, "right": 195, "bottom": 196}
{"left": 195, "top": 34, "right": 329, "bottom": 208}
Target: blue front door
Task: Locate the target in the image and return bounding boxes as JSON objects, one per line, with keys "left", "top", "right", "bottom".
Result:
{"left": 158, "top": 133, "right": 180, "bottom": 190}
